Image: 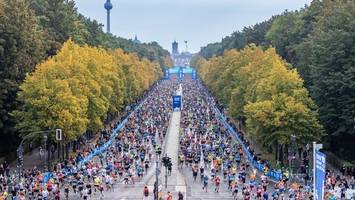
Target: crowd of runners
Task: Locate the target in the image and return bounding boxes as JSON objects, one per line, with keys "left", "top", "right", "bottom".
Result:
{"left": 0, "top": 77, "right": 354, "bottom": 200}
{"left": 0, "top": 80, "right": 177, "bottom": 200}
{"left": 178, "top": 79, "right": 355, "bottom": 200}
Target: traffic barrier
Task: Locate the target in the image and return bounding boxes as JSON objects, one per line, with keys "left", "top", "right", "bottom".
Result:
{"left": 214, "top": 107, "right": 283, "bottom": 181}
{"left": 77, "top": 103, "right": 143, "bottom": 167}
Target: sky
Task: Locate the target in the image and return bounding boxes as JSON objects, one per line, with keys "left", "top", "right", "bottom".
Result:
{"left": 74, "top": 0, "right": 312, "bottom": 53}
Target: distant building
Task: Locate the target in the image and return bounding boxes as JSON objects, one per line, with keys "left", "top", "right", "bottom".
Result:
{"left": 133, "top": 35, "right": 141, "bottom": 44}
{"left": 171, "top": 41, "right": 193, "bottom": 67}
{"left": 172, "top": 41, "right": 179, "bottom": 55}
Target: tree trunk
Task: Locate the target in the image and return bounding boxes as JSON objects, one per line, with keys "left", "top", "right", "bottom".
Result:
{"left": 73, "top": 141, "right": 77, "bottom": 153}
{"left": 275, "top": 141, "right": 279, "bottom": 162}
{"left": 62, "top": 144, "right": 65, "bottom": 160}
{"left": 57, "top": 143, "right": 60, "bottom": 160}
{"left": 65, "top": 144, "right": 69, "bottom": 159}
{"left": 279, "top": 144, "right": 284, "bottom": 164}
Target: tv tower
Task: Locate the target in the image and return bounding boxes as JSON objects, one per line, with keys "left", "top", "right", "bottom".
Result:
{"left": 104, "top": 0, "right": 113, "bottom": 33}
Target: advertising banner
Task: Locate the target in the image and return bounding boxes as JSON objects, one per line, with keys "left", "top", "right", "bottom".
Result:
{"left": 172, "top": 95, "right": 181, "bottom": 110}
{"left": 164, "top": 69, "right": 170, "bottom": 80}
{"left": 192, "top": 70, "right": 197, "bottom": 80}
{"left": 315, "top": 151, "right": 326, "bottom": 200}
{"left": 179, "top": 68, "right": 183, "bottom": 80}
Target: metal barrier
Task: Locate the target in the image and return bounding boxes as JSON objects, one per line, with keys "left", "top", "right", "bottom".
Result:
{"left": 214, "top": 107, "right": 283, "bottom": 181}
{"left": 77, "top": 102, "right": 143, "bottom": 167}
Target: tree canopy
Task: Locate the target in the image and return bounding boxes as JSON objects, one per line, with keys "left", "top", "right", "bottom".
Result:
{"left": 195, "top": 0, "right": 355, "bottom": 161}
{"left": 0, "top": 0, "right": 171, "bottom": 158}
{"left": 0, "top": 0, "right": 47, "bottom": 155}
{"left": 12, "top": 40, "right": 162, "bottom": 142}
{"left": 195, "top": 45, "right": 323, "bottom": 161}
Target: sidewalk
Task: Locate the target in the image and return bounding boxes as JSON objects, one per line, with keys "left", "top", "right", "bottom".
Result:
{"left": 9, "top": 148, "right": 47, "bottom": 171}
{"left": 9, "top": 136, "right": 100, "bottom": 173}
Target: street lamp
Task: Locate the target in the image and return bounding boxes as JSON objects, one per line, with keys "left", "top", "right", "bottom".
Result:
{"left": 17, "top": 129, "right": 61, "bottom": 171}
{"left": 43, "top": 133, "right": 49, "bottom": 170}
{"left": 16, "top": 146, "right": 24, "bottom": 180}
{"left": 155, "top": 160, "right": 159, "bottom": 200}
{"left": 289, "top": 134, "right": 296, "bottom": 180}
{"left": 154, "top": 147, "right": 161, "bottom": 200}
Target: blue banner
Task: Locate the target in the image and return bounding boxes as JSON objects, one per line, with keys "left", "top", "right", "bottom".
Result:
{"left": 192, "top": 70, "right": 197, "bottom": 80}
{"left": 42, "top": 172, "right": 53, "bottom": 186}
{"left": 164, "top": 69, "right": 170, "bottom": 80}
{"left": 315, "top": 151, "right": 326, "bottom": 200}
{"left": 179, "top": 68, "right": 183, "bottom": 80}
{"left": 173, "top": 95, "right": 181, "bottom": 110}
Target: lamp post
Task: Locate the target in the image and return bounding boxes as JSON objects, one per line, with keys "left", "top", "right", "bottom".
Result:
{"left": 17, "top": 129, "right": 61, "bottom": 171}
{"left": 290, "top": 134, "right": 296, "bottom": 180}
{"left": 43, "top": 133, "right": 49, "bottom": 170}
{"left": 155, "top": 160, "right": 159, "bottom": 200}
{"left": 16, "top": 146, "right": 24, "bottom": 180}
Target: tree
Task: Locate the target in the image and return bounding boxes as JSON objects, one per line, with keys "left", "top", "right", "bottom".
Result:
{"left": 265, "top": 11, "right": 305, "bottom": 62}
{"left": 162, "top": 55, "right": 173, "bottom": 68}
{"left": 13, "top": 77, "right": 89, "bottom": 141}
{"left": 13, "top": 40, "right": 163, "bottom": 142}
{"left": 200, "top": 42, "right": 222, "bottom": 59}
{"left": 27, "top": 0, "right": 89, "bottom": 55}
{"left": 195, "top": 46, "right": 323, "bottom": 163}
{"left": 196, "top": 0, "right": 355, "bottom": 162}
{"left": 301, "top": 0, "right": 355, "bottom": 159}
{"left": 244, "top": 56, "right": 323, "bottom": 148}
{"left": 0, "top": 0, "right": 45, "bottom": 154}
{"left": 0, "top": 0, "right": 169, "bottom": 160}
{"left": 199, "top": 17, "right": 275, "bottom": 59}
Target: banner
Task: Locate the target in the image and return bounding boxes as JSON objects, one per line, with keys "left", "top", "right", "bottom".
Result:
{"left": 315, "top": 151, "right": 326, "bottom": 200}
{"left": 42, "top": 172, "right": 53, "bottom": 186}
{"left": 164, "top": 69, "right": 170, "bottom": 80}
{"left": 192, "top": 70, "right": 197, "bottom": 80}
{"left": 179, "top": 68, "right": 183, "bottom": 80}
{"left": 172, "top": 95, "right": 182, "bottom": 110}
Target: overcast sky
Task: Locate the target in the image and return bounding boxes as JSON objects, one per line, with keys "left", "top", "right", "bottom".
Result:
{"left": 74, "top": 0, "right": 311, "bottom": 53}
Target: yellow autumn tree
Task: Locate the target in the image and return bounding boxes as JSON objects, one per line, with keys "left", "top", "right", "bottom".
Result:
{"left": 111, "top": 49, "right": 162, "bottom": 104}
{"left": 13, "top": 39, "right": 162, "bottom": 142}
{"left": 162, "top": 55, "right": 174, "bottom": 68}
{"left": 195, "top": 45, "right": 323, "bottom": 161}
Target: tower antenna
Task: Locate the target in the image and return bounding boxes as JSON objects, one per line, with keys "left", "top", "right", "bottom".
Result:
{"left": 104, "top": 0, "right": 113, "bottom": 33}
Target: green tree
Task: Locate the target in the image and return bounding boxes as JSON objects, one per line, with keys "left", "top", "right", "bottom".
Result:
{"left": 0, "top": 0, "right": 45, "bottom": 154}
{"left": 28, "top": 0, "right": 89, "bottom": 55}
{"left": 266, "top": 11, "right": 305, "bottom": 62}
{"left": 302, "top": 0, "right": 355, "bottom": 159}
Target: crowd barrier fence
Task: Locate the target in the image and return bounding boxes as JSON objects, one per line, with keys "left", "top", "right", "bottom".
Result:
{"left": 214, "top": 107, "right": 283, "bottom": 181}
